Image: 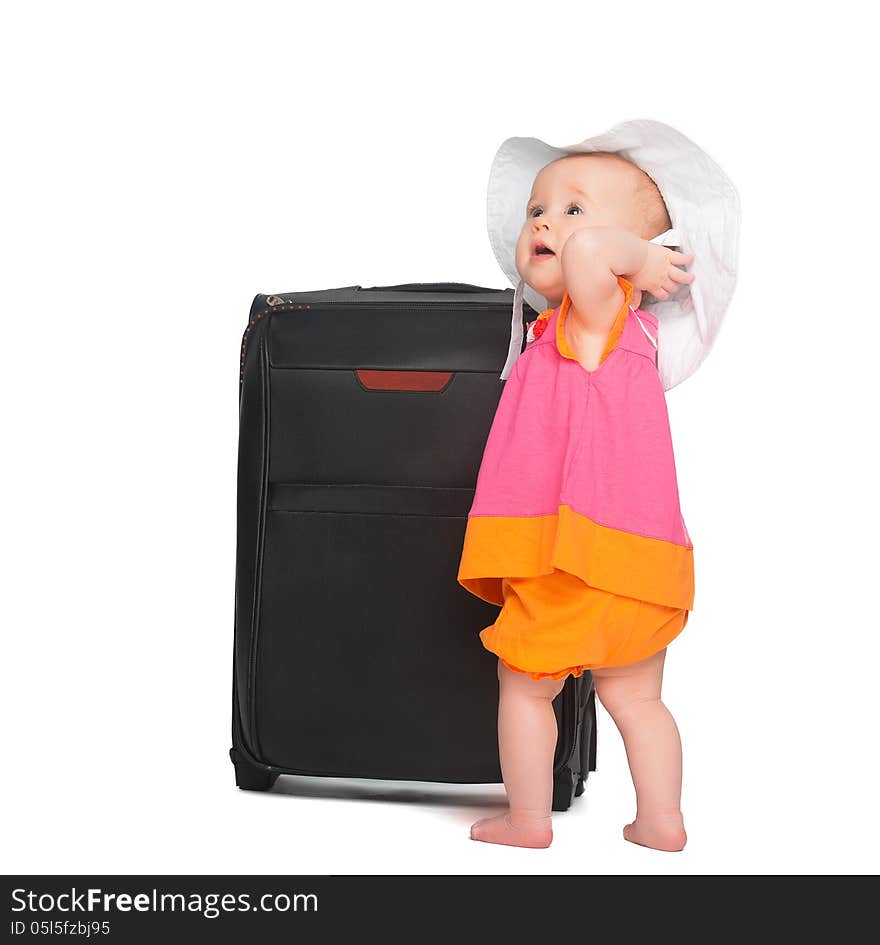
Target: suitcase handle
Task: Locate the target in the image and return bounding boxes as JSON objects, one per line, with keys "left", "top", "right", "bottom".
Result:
{"left": 357, "top": 282, "right": 502, "bottom": 294}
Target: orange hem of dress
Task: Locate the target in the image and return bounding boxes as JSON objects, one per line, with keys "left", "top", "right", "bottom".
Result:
{"left": 457, "top": 503, "right": 694, "bottom": 611}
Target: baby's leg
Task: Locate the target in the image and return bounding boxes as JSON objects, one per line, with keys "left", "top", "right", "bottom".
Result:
{"left": 469, "top": 660, "right": 565, "bottom": 849}
{"left": 591, "top": 647, "right": 687, "bottom": 851}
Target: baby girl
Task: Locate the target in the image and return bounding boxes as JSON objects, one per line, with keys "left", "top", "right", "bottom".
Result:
{"left": 456, "top": 124, "right": 737, "bottom": 851}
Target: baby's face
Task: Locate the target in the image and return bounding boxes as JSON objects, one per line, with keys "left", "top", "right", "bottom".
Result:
{"left": 514, "top": 153, "right": 661, "bottom": 306}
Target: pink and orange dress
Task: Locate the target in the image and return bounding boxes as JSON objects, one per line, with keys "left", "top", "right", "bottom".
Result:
{"left": 456, "top": 277, "right": 694, "bottom": 680}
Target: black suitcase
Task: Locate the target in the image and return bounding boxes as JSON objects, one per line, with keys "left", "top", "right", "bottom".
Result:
{"left": 230, "top": 281, "right": 597, "bottom": 812}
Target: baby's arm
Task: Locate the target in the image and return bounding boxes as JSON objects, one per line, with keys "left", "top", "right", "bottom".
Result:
{"left": 560, "top": 227, "right": 693, "bottom": 329}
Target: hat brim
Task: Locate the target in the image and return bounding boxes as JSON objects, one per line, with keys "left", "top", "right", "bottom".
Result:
{"left": 487, "top": 119, "right": 740, "bottom": 390}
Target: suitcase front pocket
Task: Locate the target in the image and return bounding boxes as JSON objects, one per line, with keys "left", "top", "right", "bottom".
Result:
{"left": 254, "top": 488, "right": 501, "bottom": 783}
{"left": 268, "top": 366, "right": 500, "bottom": 490}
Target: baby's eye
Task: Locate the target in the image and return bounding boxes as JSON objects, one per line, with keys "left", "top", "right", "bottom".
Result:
{"left": 566, "top": 205, "right": 582, "bottom": 215}
{"left": 528, "top": 207, "right": 543, "bottom": 218}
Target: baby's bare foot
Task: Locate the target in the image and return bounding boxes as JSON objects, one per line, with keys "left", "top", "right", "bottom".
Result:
{"left": 470, "top": 812, "right": 553, "bottom": 849}
{"left": 623, "top": 813, "right": 687, "bottom": 852}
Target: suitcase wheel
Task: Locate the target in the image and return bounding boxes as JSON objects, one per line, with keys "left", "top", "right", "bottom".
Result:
{"left": 230, "top": 748, "right": 280, "bottom": 792}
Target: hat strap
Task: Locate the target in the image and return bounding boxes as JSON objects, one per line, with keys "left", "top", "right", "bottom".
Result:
{"left": 650, "top": 227, "right": 680, "bottom": 246}
{"left": 632, "top": 310, "right": 658, "bottom": 349}
{"left": 499, "top": 278, "right": 526, "bottom": 380}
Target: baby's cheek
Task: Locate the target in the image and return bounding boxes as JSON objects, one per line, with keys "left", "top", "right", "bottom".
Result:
{"left": 562, "top": 225, "right": 592, "bottom": 252}
{"left": 557, "top": 231, "right": 577, "bottom": 262}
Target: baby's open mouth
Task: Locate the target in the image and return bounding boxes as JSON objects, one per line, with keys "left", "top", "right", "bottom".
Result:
{"left": 534, "top": 243, "right": 555, "bottom": 257}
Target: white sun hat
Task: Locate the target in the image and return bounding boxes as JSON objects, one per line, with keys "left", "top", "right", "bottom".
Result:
{"left": 489, "top": 119, "right": 740, "bottom": 389}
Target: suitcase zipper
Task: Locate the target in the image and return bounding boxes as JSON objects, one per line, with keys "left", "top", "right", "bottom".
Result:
{"left": 265, "top": 301, "right": 511, "bottom": 308}
{"left": 241, "top": 299, "right": 523, "bottom": 387}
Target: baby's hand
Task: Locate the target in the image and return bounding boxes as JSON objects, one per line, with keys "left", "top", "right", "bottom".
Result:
{"left": 631, "top": 244, "right": 695, "bottom": 301}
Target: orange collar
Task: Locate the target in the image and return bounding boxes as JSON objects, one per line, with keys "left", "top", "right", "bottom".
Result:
{"left": 556, "top": 276, "right": 634, "bottom": 365}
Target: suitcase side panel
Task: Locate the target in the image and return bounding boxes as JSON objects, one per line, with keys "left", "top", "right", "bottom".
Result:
{"left": 233, "top": 324, "right": 271, "bottom": 760}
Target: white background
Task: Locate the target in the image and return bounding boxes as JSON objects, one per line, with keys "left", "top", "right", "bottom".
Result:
{"left": 3, "top": 1, "right": 877, "bottom": 876}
